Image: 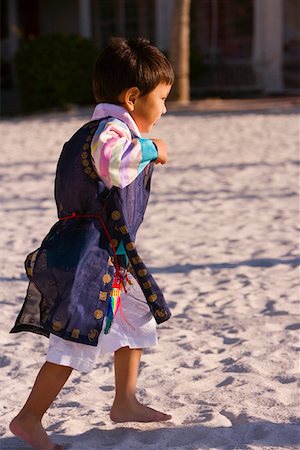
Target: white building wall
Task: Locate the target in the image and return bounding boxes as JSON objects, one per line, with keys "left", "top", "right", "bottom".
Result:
{"left": 253, "top": 0, "right": 283, "bottom": 93}
{"left": 155, "top": 0, "right": 174, "bottom": 50}
{"left": 79, "top": 0, "right": 92, "bottom": 39}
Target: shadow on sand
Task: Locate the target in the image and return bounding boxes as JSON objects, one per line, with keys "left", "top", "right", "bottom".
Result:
{"left": 2, "top": 420, "right": 300, "bottom": 449}
{"left": 150, "top": 257, "right": 300, "bottom": 274}
{"left": 0, "top": 257, "right": 298, "bottom": 285}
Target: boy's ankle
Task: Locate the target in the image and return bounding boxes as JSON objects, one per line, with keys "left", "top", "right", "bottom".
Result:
{"left": 112, "top": 394, "right": 138, "bottom": 407}
{"left": 13, "top": 410, "right": 42, "bottom": 424}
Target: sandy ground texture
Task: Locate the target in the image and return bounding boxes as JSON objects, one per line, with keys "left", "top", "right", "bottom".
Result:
{"left": 0, "top": 102, "right": 299, "bottom": 450}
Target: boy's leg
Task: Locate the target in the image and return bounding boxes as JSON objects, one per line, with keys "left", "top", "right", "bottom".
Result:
{"left": 110, "top": 346, "right": 172, "bottom": 422}
{"left": 10, "top": 361, "right": 72, "bottom": 450}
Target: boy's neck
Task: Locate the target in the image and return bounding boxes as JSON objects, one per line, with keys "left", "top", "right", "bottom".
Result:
{"left": 92, "top": 103, "right": 141, "bottom": 137}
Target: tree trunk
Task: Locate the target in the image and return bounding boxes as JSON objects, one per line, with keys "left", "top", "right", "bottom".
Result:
{"left": 169, "top": 0, "right": 191, "bottom": 103}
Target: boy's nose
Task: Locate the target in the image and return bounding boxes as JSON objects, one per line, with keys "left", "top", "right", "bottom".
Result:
{"left": 162, "top": 105, "right": 167, "bottom": 115}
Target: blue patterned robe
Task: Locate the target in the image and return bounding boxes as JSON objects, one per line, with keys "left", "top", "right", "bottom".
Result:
{"left": 10, "top": 119, "right": 171, "bottom": 346}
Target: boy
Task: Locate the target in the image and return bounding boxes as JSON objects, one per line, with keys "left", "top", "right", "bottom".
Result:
{"left": 10, "top": 37, "right": 174, "bottom": 450}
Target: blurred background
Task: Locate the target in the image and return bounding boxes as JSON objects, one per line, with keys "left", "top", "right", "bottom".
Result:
{"left": 1, "top": 0, "right": 300, "bottom": 115}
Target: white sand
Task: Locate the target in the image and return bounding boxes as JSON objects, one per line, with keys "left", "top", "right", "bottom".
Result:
{"left": 0, "top": 105, "right": 299, "bottom": 449}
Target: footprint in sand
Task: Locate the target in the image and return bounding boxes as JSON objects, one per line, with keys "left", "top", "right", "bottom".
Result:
{"left": 219, "top": 411, "right": 272, "bottom": 440}
{"left": 220, "top": 357, "right": 236, "bottom": 365}
{"left": 0, "top": 355, "right": 10, "bottom": 368}
{"left": 275, "top": 375, "right": 297, "bottom": 384}
{"left": 220, "top": 410, "right": 250, "bottom": 425}
{"left": 224, "top": 363, "right": 250, "bottom": 373}
{"left": 285, "top": 323, "right": 300, "bottom": 330}
{"left": 260, "top": 300, "right": 289, "bottom": 316}
{"left": 213, "top": 330, "right": 242, "bottom": 345}
{"left": 99, "top": 385, "right": 115, "bottom": 391}
{"left": 216, "top": 376, "right": 235, "bottom": 387}
{"left": 223, "top": 336, "right": 241, "bottom": 345}
{"left": 183, "top": 408, "right": 214, "bottom": 424}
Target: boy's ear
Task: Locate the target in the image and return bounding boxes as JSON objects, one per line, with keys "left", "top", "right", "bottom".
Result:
{"left": 119, "top": 87, "right": 140, "bottom": 111}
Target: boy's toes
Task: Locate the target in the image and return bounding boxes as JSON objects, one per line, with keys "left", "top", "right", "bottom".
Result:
{"left": 154, "top": 411, "right": 172, "bottom": 421}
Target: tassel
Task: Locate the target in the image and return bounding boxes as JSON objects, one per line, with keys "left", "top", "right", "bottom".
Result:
{"left": 104, "top": 277, "right": 122, "bottom": 334}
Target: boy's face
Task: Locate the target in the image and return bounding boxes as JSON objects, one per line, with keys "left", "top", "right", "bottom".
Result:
{"left": 130, "top": 83, "right": 172, "bottom": 133}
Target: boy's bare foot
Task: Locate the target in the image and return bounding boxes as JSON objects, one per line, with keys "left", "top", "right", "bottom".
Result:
{"left": 109, "top": 398, "right": 172, "bottom": 423}
{"left": 9, "top": 415, "right": 65, "bottom": 450}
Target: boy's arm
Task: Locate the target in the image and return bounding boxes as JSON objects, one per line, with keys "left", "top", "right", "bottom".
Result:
{"left": 91, "top": 118, "right": 158, "bottom": 188}
{"left": 152, "top": 138, "right": 168, "bottom": 165}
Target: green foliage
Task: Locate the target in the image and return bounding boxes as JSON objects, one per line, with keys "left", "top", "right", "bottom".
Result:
{"left": 15, "top": 33, "right": 98, "bottom": 113}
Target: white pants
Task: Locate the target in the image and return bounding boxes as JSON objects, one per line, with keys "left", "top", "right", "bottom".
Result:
{"left": 46, "top": 274, "right": 157, "bottom": 373}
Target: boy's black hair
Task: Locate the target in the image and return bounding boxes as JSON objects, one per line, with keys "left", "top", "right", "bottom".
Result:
{"left": 93, "top": 37, "right": 174, "bottom": 104}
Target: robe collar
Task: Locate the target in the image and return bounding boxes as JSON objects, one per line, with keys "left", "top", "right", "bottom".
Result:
{"left": 92, "top": 103, "right": 141, "bottom": 137}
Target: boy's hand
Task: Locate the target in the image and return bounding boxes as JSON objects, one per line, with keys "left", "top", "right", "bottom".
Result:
{"left": 152, "top": 139, "right": 168, "bottom": 164}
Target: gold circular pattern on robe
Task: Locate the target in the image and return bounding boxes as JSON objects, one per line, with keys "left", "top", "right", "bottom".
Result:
{"left": 83, "top": 143, "right": 89, "bottom": 150}
{"left": 155, "top": 309, "right": 166, "bottom": 318}
{"left": 126, "top": 242, "right": 135, "bottom": 251}
{"left": 81, "top": 151, "right": 88, "bottom": 159}
{"left": 85, "top": 167, "right": 92, "bottom": 174}
{"left": 103, "top": 273, "right": 112, "bottom": 284}
{"left": 111, "top": 210, "right": 121, "bottom": 221}
{"left": 94, "top": 309, "right": 103, "bottom": 320}
{"left": 99, "top": 291, "right": 108, "bottom": 301}
{"left": 148, "top": 294, "right": 157, "bottom": 302}
{"left": 132, "top": 256, "right": 142, "bottom": 265}
{"left": 52, "top": 320, "right": 63, "bottom": 332}
{"left": 119, "top": 225, "right": 128, "bottom": 234}
{"left": 90, "top": 172, "right": 97, "bottom": 179}
{"left": 138, "top": 269, "right": 147, "bottom": 277}
{"left": 88, "top": 328, "right": 99, "bottom": 342}
{"left": 82, "top": 159, "right": 89, "bottom": 167}
{"left": 71, "top": 328, "right": 80, "bottom": 339}
{"left": 110, "top": 239, "right": 119, "bottom": 248}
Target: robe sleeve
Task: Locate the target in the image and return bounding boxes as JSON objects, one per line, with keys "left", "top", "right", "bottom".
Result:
{"left": 91, "top": 117, "right": 158, "bottom": 189}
